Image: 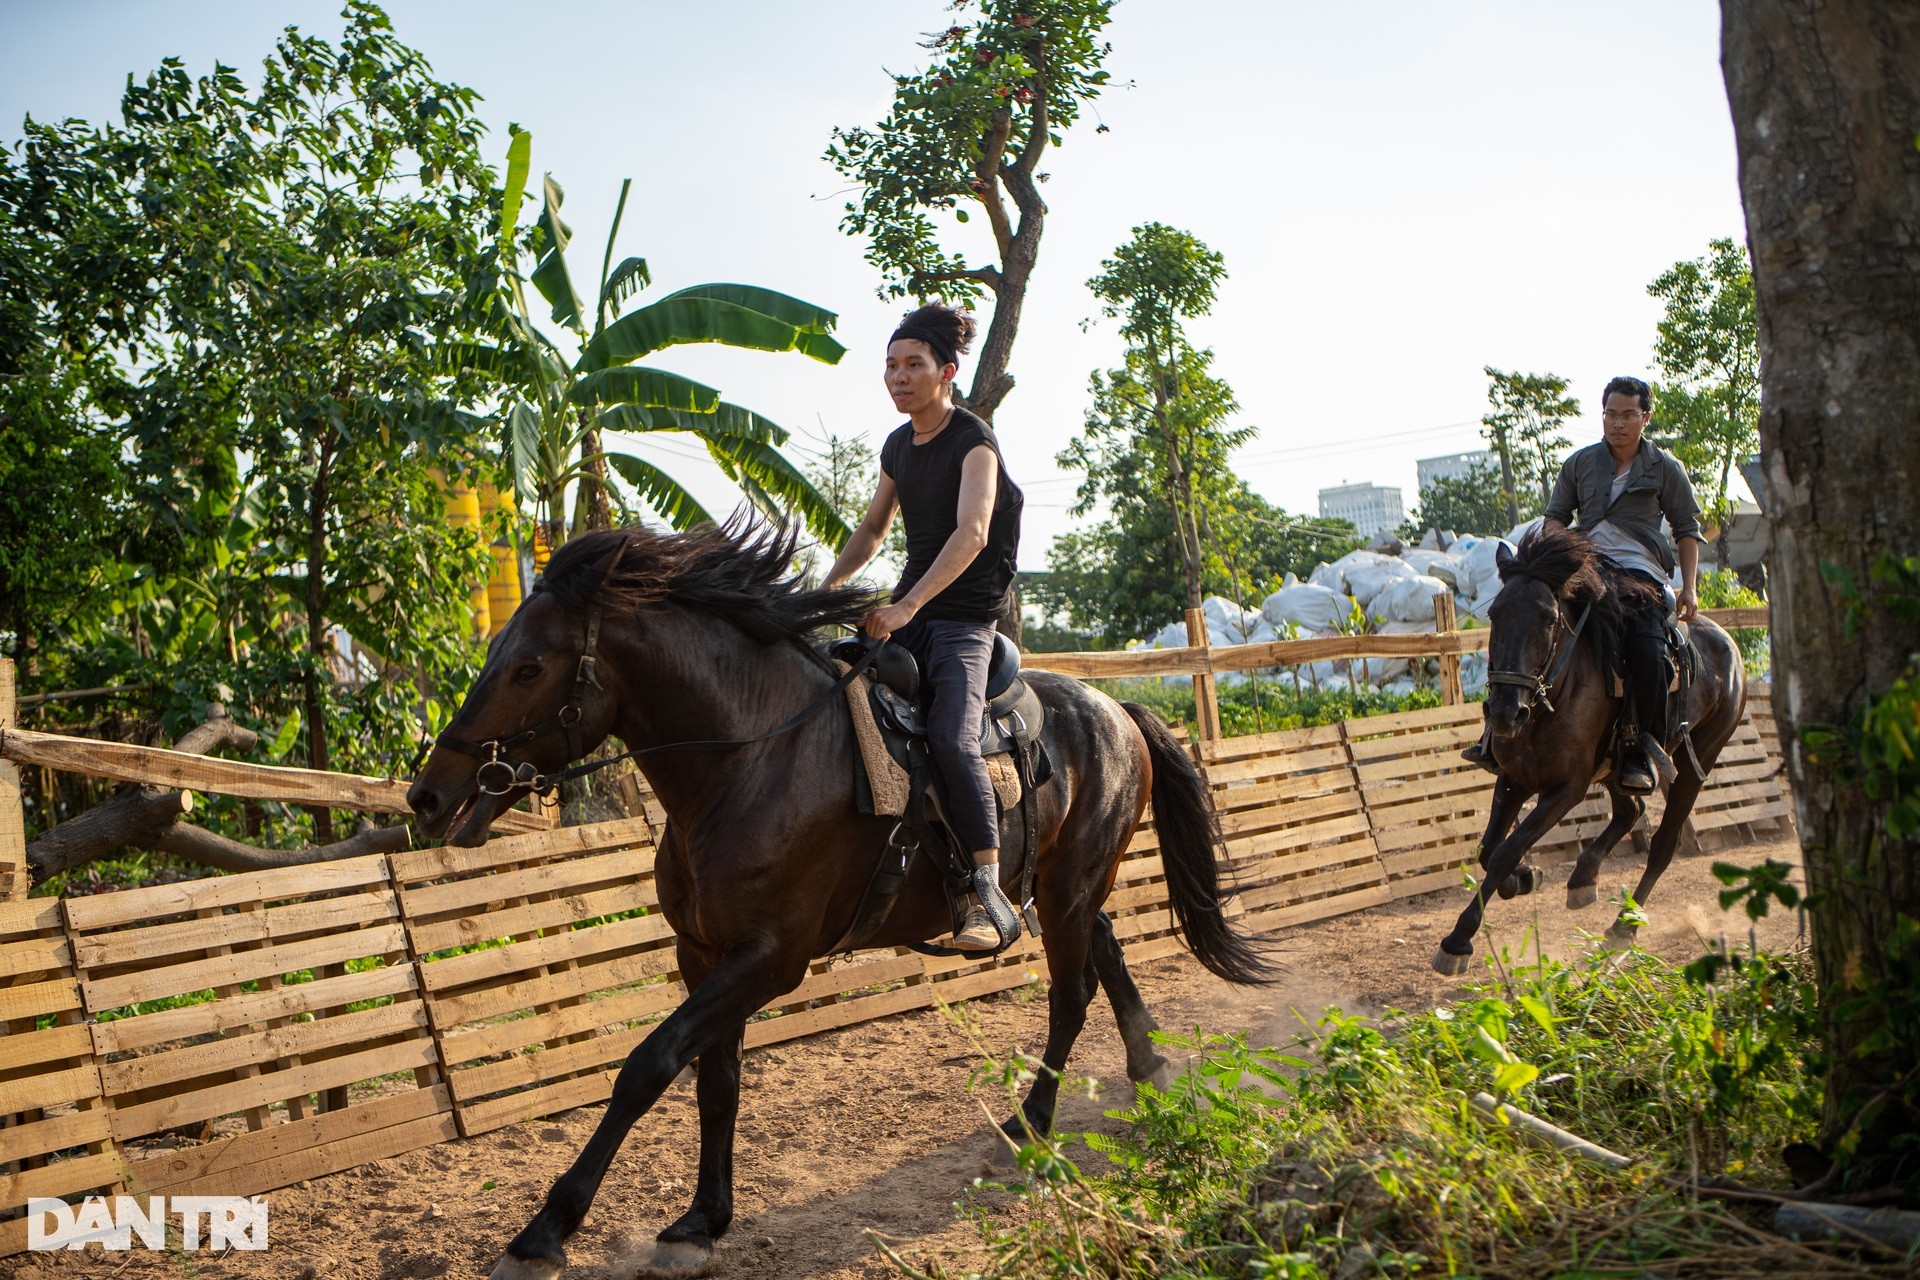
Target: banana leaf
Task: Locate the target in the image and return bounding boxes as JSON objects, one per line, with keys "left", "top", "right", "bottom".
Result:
{"left": 604, "top": 452, "right": 715, "bottom": 530}
{"left": 532, "top": 173, "right": 586, "bottom": 331}
{"left": 706, "top": 435, "right": 853, "bottom": 549}
{"left": 579, "top": 296, "right": 842, "bottom": 372}
{"left": 656, "top": 283, "right": 840, "bottom": 335}
{"left": 601, "top": 256, "right": 651, "bottom": 315}
{"left": 594, "top": 400, "right": 786, "bottom": 447}
{"left": 569, "top": 366, "right": 720, "bottom": 413}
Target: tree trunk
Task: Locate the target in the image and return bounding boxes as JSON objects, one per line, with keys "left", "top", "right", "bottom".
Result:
{"left": 1493, "top": 434, "right": 1520, "bottom": 528}
{"left": 1723, "top": 0, "right": 1920, "bottom": 1176}
{"left": 304, "top": 430, "right": 335, "bottom": 844}
{"left": 575, "top": 419, "right": 615, "bottom": 533}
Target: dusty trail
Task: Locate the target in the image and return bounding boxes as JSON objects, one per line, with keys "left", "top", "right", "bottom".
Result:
{"left": 6, "top": 839, "right": 1803, "bottom": 1280}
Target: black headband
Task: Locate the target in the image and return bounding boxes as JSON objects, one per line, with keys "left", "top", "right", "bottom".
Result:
{"left": 889, "top": 323, "right": 957, "bottom": 370}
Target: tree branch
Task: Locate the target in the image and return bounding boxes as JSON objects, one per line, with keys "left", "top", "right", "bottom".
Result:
{"left": 976, "top": 109, "right": 1016, "bottom": 261}
{"left": 910, "top": 264, "right": 1003, "bottom": 293}
{"left": 1015, "top": 44, "right": 1051, "bottom": 174}
{"left": 23, "top": 709, "right": 407, "bottom": 885}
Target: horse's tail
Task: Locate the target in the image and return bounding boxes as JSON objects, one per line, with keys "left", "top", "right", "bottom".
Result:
{"left": 1120, "top": 702, "right": 1277, "bottom": 985}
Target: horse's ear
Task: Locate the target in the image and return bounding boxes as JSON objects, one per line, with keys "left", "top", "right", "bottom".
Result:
{"left": 1495, "top": 541, "right": 1515, "bottom": 576}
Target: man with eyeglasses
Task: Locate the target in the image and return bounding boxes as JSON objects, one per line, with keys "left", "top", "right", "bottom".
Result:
{"left": 1463, "top": 375, "right": 1703, "bottom": 793}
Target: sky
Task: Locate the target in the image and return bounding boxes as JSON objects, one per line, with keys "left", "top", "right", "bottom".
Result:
{"left": 2, "top": 1, "right": 1749, "bottom": 562}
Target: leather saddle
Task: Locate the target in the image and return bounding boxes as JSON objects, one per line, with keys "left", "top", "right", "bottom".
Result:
{"left": 827, "top": 632, "right": 1049, "bottom": 778}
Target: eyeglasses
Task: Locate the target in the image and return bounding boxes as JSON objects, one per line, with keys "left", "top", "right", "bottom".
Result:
{"left": 1602, "top": 410, "right": 1647, "bottom": 424}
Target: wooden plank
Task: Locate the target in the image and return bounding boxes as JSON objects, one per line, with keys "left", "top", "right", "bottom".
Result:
{"left": 64, "top": 855, "right": 392, "bottom": 931}
{"left": 440, "top": 982, "right": 683, "bottom": 1066}
{"left": 1239, "top": 881, "right": 1395, "bottom": 932}
{"left": 1703, "top": 605, "right": 1769, "bottom": 628}
{"left": 1345, "top": 721, "right": 1482, "bottom": 762}
{"left": 429, "top": 953, "right": 682, "bottom": 1030}
{"left": 0, "top": 934, "right": 72, "bottom": 980}
{"left": 0, "top": 897, "right": 64, "bottom": 936}
{"left": 0, "top": 1151, "right": 123, "bottom": 1209}
{"left": 151, "top": 1110, "right": 458, "bottom": 1203}
{"left": 109, "top": 1036, "right": 438, "bottom": 1142}
{"left": 91, "top": 964, "right": 416, "bottom": 1055}
{"left": 457, "top": 1071, "right": 612, "bottom": 1136}
{"left": 97, "top": 999, "right": 429, "bottom": 1096}
{"left": 0, "top": 725, "right": 549, "bottom": 832}
{"left": 1200, "top": 722, "right": 1345, "bottom": 762}
{"left": 81, "top": 922, "right": 408, "bottom": 1013}
{"left": 387, "top": 816, "right": 656, "bottom": 885}
{"left": 416, "top": 913, "right": 671, "bottom": 993}
{"left": 397, "top": 847, "right": 652, "bottom": 920}
{"left": 0, "top": 659, "right": 25, "bottom": 901}
{"left": 1021, "top": 646, "right": 1213, "bottom": 679}
{"left": 448, "top": 1023, "right": 648, "bottom": 1102}
{"left": 0, "top": 1020, "right": 92, "bottom": 1073}
{"left": 72, "top": 889, "right": 397, "bottom": 969}
{"left": 0, "top": 1064, "right": 100, "bottom": 1116}
{"left": 122, "top": 1084, "right": 450, "bottom": 1195}
{"left": 747, "top": 982, "right": 935, "bottom": 1049}
{"left": 1339, "top": 701, "right": 1482, "bottom": 739}
{"left": 0, "top": 976, "right": 82, "bottom": 1022}
{"left": 406, "top": 882, "right": 654, "bottom": 956}
{"left": 0, "top": 1106, "right": 113, "bottom": 1166}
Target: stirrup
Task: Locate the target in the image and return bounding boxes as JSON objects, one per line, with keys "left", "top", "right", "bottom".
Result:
{"left": 953, "top": 868, "right": 1021, "bottom": 953}
{"left": 1619, "top": 754, "right": 1656, "bottom": 795}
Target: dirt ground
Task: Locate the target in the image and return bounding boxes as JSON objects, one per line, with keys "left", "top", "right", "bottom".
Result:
{"left": 7, "top": 837, "right": 1806, "bottom": 1280}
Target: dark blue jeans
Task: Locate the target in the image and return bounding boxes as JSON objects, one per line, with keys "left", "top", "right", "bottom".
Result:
{"left": 890, "top": 617, "right": 999, "bottom": 854}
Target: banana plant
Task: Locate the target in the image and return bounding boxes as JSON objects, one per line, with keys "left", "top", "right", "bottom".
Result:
{"left": 473, "top": 126, "right": 852, "bottom": 553}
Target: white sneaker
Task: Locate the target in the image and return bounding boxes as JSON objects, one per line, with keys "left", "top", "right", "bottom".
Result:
{"left": 951, "top": 898, "right": 1001, "bottom": 952}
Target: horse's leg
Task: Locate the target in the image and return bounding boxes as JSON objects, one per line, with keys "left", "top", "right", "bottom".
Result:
{"left": 1609, "top": 751, "right": 1716, "bottom": 945}
{"left": 1565, "top": 786, "right": 1645, "bottom": 909}
{"left": 1004, "top": 906, "right": 1098, "bottom": 1142}
{"left": 489, "top": 939, "right": 801, "bottom": 1280}
{"left": 1088, "top": 910, "right": 1174, "bottom": 1091}
{"left": 1475, "top": 777, "right": 1526, "bottom": 892}
{"left": 1433, "top": 779, "right": 1586, "bottom": 975}
{"left": 646, "top": 945, "right": 744, "bottom": 1277}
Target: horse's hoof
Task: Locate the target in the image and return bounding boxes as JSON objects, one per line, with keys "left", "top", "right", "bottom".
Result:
{"left": 1603, "top": 921, "right": 1639, "bottom": 950}
{"left": 1138, "top": 1056, "right": 1177, "bottom": 1094}
{"left": 490, "top": 1254, "right": 565, "bottom": 1280}
{"left": 1431, "top": 945, "right": 1473, "bottom": 976}
{"left": 1566, "top": 883, "right": 1598, "bottom": 910}
{"left": 1512, "top": 864, "right": 1537, "bottom": 896}
{"left": 633, "top": 1239, "right": 717, "bottom": 1279}
{"left": 1496, "top": 873, "right": 1519, "bottom": 900}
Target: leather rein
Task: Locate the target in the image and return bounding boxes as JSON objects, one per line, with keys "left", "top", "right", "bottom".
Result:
{"left": 433, "top": 550, "right": 886, "bottom": 799}
{"left": 1485, "top": 598, "right": 1593, "bottom": 717}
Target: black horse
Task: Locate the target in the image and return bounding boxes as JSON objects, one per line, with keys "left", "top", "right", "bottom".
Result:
{"left": 1432, "top": 524, "right": 1746, "bottom": 975}
{"left": 408, "top": 521, "right": 1273, "bottom": 1279}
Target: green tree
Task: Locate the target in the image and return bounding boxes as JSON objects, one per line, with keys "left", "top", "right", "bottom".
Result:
{"left": 1481, "top": 367, "right": 1578, "bottom": 528}
{"left": 794, "top": 427, "right": 906, "bottom": 582}
{"left": 1085, "top": 223, "right": 1230, "bottom": 610}
{"left": 1647, "top": 237, "right": 1760, "bottom": 540}
{"left": 1049, "top": 346, "right": 1355, "bottom": 645}
{"left": 1401, "top": 459, "right": 1535, "bottom": 539}
{"left": 3, "top": 4, "right": 499, "bottom": 846}
{"left": 478, "top": 129, "right": 850, "bottom": 554}
{"left": 826, "top": 0, "right": 1115, "bottom": 421}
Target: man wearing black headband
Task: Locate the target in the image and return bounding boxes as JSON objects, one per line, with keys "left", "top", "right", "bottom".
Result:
{"left": 825, "top": 303, "right": 1025, "bottom": 951}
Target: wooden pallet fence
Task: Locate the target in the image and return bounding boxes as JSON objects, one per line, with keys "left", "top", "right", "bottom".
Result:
{"left": 388, "top": 818, "right": 678, "bottom": 1138}
{"left": 0, "top": 663, "right": 28, "bottom": 902}
{"left": 61, "top": 855, "right": 454, "bottom": 1208}
{"left": 1344, "top": 702, "right": 1495, "bottom": 898}
{"left": 1198, "top": 723, "right": 1393, "bottom": 932}
{"left": 0, "top": 897, "right": 120, "bottom": 1256}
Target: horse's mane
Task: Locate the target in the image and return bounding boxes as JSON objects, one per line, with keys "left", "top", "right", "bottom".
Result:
{"left": 537, "top": 518, "right": 879, "bottom": 645}
{"left": 1499, "top": 523, "right": 1667, "bottom": 678}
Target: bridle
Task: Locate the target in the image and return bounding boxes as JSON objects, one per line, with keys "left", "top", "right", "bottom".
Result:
{"left": 1485, "top": 597, "right": 1592, "bottom": 717}
{"left": 433, "top": 543, "right": 885, "bottom": 799}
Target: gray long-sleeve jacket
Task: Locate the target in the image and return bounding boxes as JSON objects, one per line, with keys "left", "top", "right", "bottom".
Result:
{"left": 1544, "top": 438, "right": 1703, "bottom": 575}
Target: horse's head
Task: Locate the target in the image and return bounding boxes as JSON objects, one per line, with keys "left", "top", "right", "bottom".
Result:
{"left": 407, "top": 585, "right": 622, "bottom": 847}
{"left": 1483, "top": 535, "right": 1589, "bottom": 740}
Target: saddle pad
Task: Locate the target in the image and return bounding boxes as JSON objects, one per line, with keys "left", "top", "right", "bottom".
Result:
{"left": 840, "top": 666, "right": 1020, "bottom": 819}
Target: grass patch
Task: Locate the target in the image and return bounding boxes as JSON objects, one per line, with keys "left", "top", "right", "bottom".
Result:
{"left": 884, "top": 942, "right": 1914, "bottom": 1279}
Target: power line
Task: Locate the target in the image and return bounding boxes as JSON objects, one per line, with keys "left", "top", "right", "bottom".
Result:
{"left": 1235, "top": 418, "right": 1483, "bottom": 466}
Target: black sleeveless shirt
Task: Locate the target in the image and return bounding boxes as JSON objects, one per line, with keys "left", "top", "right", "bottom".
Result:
{"left": 879, "top": 407, "right": 1024, "bottom": 623}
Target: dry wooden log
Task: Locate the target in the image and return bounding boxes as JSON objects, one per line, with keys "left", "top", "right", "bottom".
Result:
{"left": 1772, "top": 1202, "right": 1920, "bottom": 1251}
{"left": 24, "top": 711, "right": 408, "bottom": 883}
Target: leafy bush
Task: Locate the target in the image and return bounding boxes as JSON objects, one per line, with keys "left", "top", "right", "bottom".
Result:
{"left": 1091, "top": 676, "right": 1449, "bottom": 739}
{"left": 888, "top": 943, "right": 1904, "bottom": 1280}
{"left": 1698, "top": 567, "right": 1770, "bottom": 677}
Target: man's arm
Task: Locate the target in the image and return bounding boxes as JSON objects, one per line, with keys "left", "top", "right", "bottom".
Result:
{"left": 862, "top": 446, "right": 997, "bottom": 638}
{"left": 824, "top": 473, "right": 899, "bottom": 588}
{"left": 1542, "top": 454, "right": 1578, "bottom": 530}
{"left": 1661, "top": 455, "right": 1705, "bottom": 621}
{"left": 1676, "top": 536, "right": 1701, "bottom": 621}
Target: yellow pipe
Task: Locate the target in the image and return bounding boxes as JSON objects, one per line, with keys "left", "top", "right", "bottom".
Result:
{"left": 478, "top": 482, "right": 524, "bottom": 636}
{"left": 437, "top": 472, "right": 491, "bottom": 637}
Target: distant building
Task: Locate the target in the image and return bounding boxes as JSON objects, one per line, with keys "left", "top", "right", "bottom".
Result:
{"left": 1318, "top": 482, "right": 1404, "bottom": 540}
{"left": 1416, "top": 449, "right": 1493, "bottom": 491}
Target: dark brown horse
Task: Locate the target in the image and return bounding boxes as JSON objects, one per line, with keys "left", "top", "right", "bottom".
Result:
{"left": 1431, "top": 524, "right": 1746, "bottom": 976}
{"left": 407, "top": 521, "right": 1272, "bottom": 1280}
